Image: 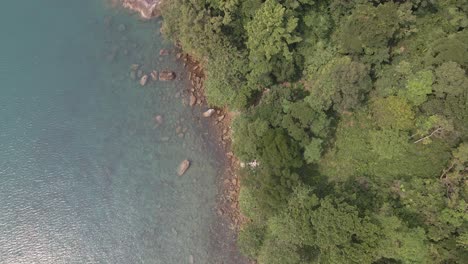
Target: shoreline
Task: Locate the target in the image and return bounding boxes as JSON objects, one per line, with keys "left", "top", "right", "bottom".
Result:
{"left": 176, "top": 53, "right": 249, "bottom": 263}
{"left": 120, "top": 2, "right": 248, "bottom": 262}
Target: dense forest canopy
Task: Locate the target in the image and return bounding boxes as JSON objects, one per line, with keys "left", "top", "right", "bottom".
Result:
{"left": 161, "top": 0, "right": 468, "bottom": 263}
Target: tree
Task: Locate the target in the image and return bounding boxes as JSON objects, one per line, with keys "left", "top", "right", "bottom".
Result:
{"left": 427, "top": 31, "right": 468, "bottom": 67}
{"left": 376, "top": 215, "right": 431, "bottom": 264}
{"left": 204, "top": 46, "right": 251, "bottom": 109}
{"left": 304, "top": 138, "right": 323, "bottom": 163}
{"left": 336, "top": 2, "right": 415, "bottom": 63}
{"left": 238, "top": 222, "right": 266, "bottom": 259}
{"left": 399, "top": 70, "right": 434, "bottom": 106}
{"left": 433, "top": 62, "right": 468, "bottom": 98}
{"left": 369, "top": 129, "right": 409, "bottom": 160}
{"left": 310, "top": 198, "right": 381, "bottom": 264}
{"left": 246, "top": 0, "right": 302, "bottom": 84}
{"left": 371, "top": 96, "right": 415, "bottom": 131}
{"left": 308, "top": 56, "right": 371, "bottom": 112}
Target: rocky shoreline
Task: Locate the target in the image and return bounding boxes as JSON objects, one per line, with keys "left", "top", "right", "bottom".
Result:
{"left": 176, "top": 52, "right": 247, "bottom": 234}
{"left": 122, "top": 2, "right": 248, "bottom": 262}
{"left": 122, "top": 0, "right": 162, "bottom": 19}
{"left": 182, "top": 56, "right": 250, "bottom": 264}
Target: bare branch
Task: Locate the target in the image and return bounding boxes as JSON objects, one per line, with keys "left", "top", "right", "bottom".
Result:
{"left": 414, "top": 127, "right": 443, "bottom": 144}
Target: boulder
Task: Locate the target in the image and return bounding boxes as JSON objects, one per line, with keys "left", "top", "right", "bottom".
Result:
{"left": 122, "top": 0, "right": 161, "bottom": 19}
{"left": 177, "top": 159, "right": 191, "bottom": 176}
{"left": 140, "top": 75, "right": 148, "bottom": 86}
{"left": 130, "top": 70, "right": 137, "bottom": 80}
{"left": 159, "top": 71, "right": 176, "bottom": 81}
{"left": 130, "top": 64, "right": 140, "bottom": 71}
{"left": 150, "top": 70, "right": 158, "bottom": 81}
{"left": 203, "top": 109, "right": 215, "bottom": 117}
{"left": 117, "top": 24, "right": 126, "bottom": 32}
{"left": 159, "top": 49, "right": 170, "bottom": 56}
{"left": 189, "top": 94, "right": 197, "bottom": 106}
{"left": 154, "top": 115, "right": 163, "bottom": 124}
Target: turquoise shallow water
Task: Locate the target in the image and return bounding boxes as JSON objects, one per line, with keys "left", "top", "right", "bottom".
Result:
{"left": 0, "top": 1, "right": 235, "bottom": 263}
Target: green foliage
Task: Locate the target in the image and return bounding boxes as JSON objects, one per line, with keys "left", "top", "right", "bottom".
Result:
{"left": 204, "top": 47, "right": 251, "bottom": 109}
{"left": 161, "top": 0, "right": 468, "bottom": 262}
{"left": 304, "top": 138, "right": 322, "bottom": 164}
{"left": 238, "top": 223, "right": 266, "bottom": 259}
{"left": 400, "top": 70, "right": 434, "bottom": 106}
{"left": 376, "top": 215, "right": 431, "bottom": 264}
{"left": 371, "top": 96, "right": 415, "bottom": 131}
{"left": 308, "top": 56, "right": 371, "bottom": 112}
{"left": 427, "top": 31, "right": 468, "bottom": 67}
{"left": 336, "top": 2, "right": 415, "bottom": 63}
{"left": 369, "top": 129, "right": 409, "bottom": 160}
{"left": 239, "top": 185, "right": 267, "bottom": 223}
{"left": 246, "top": 0, "right": 302, "bottom": 84}
{"left": 310, "top": 198, "right": 381, "bottom": 264}
{"left": 433, "top": 62, "right": 468, "bottom": 98}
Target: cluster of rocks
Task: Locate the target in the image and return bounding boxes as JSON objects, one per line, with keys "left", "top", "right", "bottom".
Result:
{"left": 187, "top": 64, "right": 205, "bottom": 106}
{"left": 129, "top": 64, "right": 175, "bottom": 86}
{"left": 122, "top": 0, "right": 161, "bottom": 19}
{"left": 174, "top": 120, "right": 188, "bottom": 139}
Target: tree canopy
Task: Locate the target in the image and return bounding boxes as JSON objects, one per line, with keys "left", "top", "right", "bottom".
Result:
{"left": 162, "top": 0, "right": 468, "bottom": 262}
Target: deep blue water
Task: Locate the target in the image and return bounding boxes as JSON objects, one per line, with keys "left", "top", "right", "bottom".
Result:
{"left": 0, "top": 1, "right": 230, "bottom": 263}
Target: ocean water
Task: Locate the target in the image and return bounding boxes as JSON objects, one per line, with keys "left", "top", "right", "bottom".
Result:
{"left": 0, "top": 1, "right": 234, "bottom": 263}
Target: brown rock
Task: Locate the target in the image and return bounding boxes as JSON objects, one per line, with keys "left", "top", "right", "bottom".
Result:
{"left": 177, "top": 159, "right": 191, "bottom": 176}
{"left": 130, "top": 64, "right": 140, "bottom": 71}
{"left": 159, "top": 49, "right": 169, "bottom": 56}
{"left": 159, "top": 71, "right": 176, "bottom": 81}
{"left": 139, "top": 75, "right": 148, "bottom": 86}
{"left": 189, "top": 94, "right": 197, "bottom": 107}
{"left": 154, "top": 115, "right": 163, "bottom": 124}
{"left": 150, "top": 70, "right": 158, "bottom": 81}
{"left": 203, "top": 109, "right": 215, "bottom": 117}
{"left": 122, "top": 0, "right": 161, "bottom": 19}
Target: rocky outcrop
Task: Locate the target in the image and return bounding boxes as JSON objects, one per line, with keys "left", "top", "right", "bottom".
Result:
{"left": 122, "top": 0, "right": 161, "bottom": 19}
{"left": 177, "top": 159, "right": 191, "bottom": 176}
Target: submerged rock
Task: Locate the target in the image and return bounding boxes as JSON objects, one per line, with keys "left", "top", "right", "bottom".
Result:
{"left": 177, "top": 159, "right": 191, "bottom": 176}
{"left": 130, "top": 70, "right": 137, "bottom": 80}
{"left": 159, "top": 49, "right": 170, "bottom": 56}
{"left": 140, "top": 75, "right": 148, "bottom": 86}
{"left": 130, "top": 64, "right": 140, "bottom": 71}
{"left": 122, "top": 0, "right": 161, "bottom": 19}
{"left": 159, "top": 71, "right": 176, "bottom": 81}
{"left": 150, "top": 70, "right": 158, "bottom": 81}
{"left": 117, "top": 24, "right": 126, "bottom": 32}
{"left": 154, "top": 115, "right": 163, "bottom": 124}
